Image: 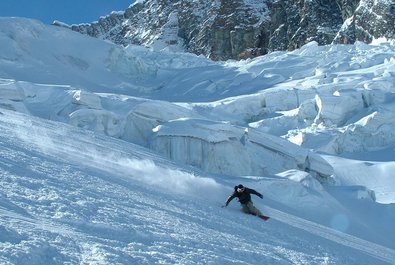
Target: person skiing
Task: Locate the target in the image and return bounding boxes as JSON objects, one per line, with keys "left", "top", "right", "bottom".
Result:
{"left": 223, "top": 184, "right": 269, "bottom": 220}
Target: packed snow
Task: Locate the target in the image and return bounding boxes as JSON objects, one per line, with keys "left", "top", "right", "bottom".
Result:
{"left": 0, "top": 17, "right": 395, "bottom": 264}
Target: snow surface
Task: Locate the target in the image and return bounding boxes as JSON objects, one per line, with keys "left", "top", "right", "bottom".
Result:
{"left": 0, "top": 17, "right": 395, "bottom": 264}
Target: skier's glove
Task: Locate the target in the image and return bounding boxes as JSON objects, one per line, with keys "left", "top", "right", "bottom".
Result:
{"left": 259, "top": 195, "right": 263, "bottom": 199}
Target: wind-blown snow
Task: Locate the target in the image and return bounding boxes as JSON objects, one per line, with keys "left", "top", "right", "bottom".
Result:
{"left": 0, "top": 17, "right": 395, "bottom": 264}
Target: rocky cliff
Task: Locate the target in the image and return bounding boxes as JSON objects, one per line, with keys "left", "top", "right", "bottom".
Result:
{"left": 55, "top": 0, "right": 395, "bottom": 60}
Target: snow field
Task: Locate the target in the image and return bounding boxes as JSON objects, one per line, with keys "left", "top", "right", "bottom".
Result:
{"left": 0, "top": 18, "right": 395, "bottom": 264}
{"left": 1, "top": 110, "right": 392, "bottom": 264}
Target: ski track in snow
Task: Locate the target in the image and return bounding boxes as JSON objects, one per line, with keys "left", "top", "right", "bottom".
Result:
{"left": 267, "top": 207, "right": 395, "bottom": 265}
{"left": 0, "top": 110, "right": 393, "bottom": 264}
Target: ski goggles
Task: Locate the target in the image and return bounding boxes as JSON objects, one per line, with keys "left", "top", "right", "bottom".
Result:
{"left": 237, "top": 187, "right": 245, "bottom": 192}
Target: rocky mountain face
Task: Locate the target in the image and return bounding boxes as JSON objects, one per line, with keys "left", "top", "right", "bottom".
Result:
{"left": 55, "top": 0, "right": 395, "bottom": 60}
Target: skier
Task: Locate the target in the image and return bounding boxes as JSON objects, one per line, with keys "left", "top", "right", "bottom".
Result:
{"left": 223, "top": 184, "right": 269, "bottom": 220}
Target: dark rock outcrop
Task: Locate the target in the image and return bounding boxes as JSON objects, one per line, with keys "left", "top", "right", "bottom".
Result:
{"left": 54, "top": 0, "right": 395, "bottom": 60}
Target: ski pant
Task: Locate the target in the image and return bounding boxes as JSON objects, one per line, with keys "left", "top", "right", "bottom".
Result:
{"left": 241, "top": 201, "right": 262, "bottom": 216}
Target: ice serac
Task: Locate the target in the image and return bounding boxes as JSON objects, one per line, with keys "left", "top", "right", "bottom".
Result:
{"left": 324, "top": 110, "right": 395, "bottom": 154}
{"left": 124, "top": 101, "right": 202, "bottom": 146}
{"left": 151, "top": 119, "right": 333, "bottom": 182}
{"left": 56, "top": 0, "right": 395, "bottom": 60}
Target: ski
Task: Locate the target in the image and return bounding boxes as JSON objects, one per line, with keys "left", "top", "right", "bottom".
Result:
{"left": 258, "top": 215, "right": 270, "bottom": 221}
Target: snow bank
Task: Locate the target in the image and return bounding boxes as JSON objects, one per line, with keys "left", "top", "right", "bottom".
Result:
{"left": 124, "top": 101, "right": 202, "bottom": 146}
{"left": 276, "top": 169, "right": 324, "bottom": 191}
{"left": 325, "top": 110, "right": 395, "bottom": 153}
{"left": 152, "top": 119, "right": 333, "bottom": 180}
{"left": 107, "top": 46, "right": 155, "bottom": 77}
{"left": 314, "top": 93, "right": 364, "bottom": 126}
{"left": 69, "top": 109, "right": 123, "bottom": 137}
{"left": 70, "top": 90, "right": 102, "bottom": 109}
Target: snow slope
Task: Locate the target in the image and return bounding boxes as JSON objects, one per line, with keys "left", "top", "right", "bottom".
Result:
{"left": 0, "top": 17, "right": 395, "bottom": 264}
{"left": 1, "top": 110, "right": 395, "bottom": 265}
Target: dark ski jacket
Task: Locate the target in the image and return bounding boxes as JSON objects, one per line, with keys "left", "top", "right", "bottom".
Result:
{"left": 225, "top": 186, "right": 263, "bottom": 206}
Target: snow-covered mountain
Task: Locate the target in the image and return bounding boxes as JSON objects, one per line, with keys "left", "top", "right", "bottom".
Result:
{"left": 55, "top": 0, "right": 395, "bottom": 60}
{"left": 1, "top": 17, "right": 395, "bottom": 264}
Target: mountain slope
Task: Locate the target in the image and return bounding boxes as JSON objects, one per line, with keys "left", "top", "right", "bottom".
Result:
{"left": 1, "top": 110, "right": 394, "bottom": 264}
{"left": 1, "top": 17, "right": 395, "bottom": 264}
{"left": 56, "top": 0, "right": 395, "bottom": 60}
